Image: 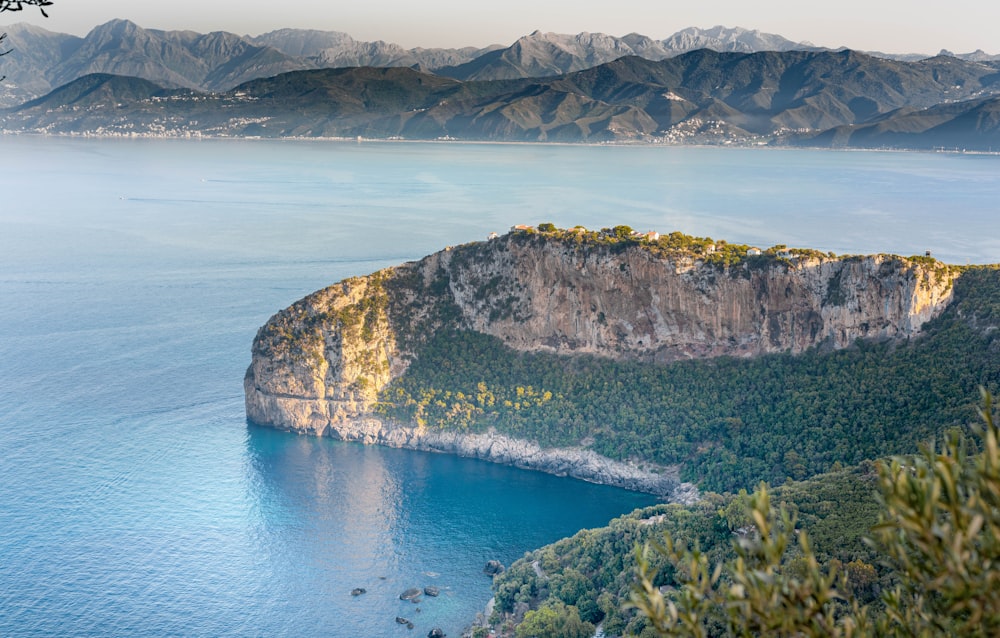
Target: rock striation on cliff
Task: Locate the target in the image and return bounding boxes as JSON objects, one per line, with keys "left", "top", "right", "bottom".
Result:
{"left": 244, "top": 228, "right": 958, "bottom": 496}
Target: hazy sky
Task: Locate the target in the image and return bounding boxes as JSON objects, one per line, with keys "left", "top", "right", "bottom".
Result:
{"left": 3, "top": 0, "right": 997, "bottom": 54}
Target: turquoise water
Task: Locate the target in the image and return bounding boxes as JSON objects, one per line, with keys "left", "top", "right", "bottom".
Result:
{"left": 1, "top": 138, "right": 999, "bottom": 636}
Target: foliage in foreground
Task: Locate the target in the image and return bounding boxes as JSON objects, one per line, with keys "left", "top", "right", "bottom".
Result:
{"left": 486, "top": 462, "right": 884, "bottom": 637}
{"left": 630, "top": 390, "right": 1000, "bottom": 637}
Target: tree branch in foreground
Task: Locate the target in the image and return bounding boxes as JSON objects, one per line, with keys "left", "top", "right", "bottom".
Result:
{"left": 0, "top": 1, "right": 53, "bottom": 18}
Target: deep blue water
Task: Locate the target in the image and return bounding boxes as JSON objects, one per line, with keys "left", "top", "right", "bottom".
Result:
{"left": 1, "top": 138, "right": 999, "bottom": 636}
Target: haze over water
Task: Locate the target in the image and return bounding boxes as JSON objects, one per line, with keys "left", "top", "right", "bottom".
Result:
{"left": 2, "top": 137, "right": 998, "bottom": 636}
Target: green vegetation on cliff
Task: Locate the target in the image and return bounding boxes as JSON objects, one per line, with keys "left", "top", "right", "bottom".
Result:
{"left": 485, "top": 393, "right": 1000, "bottom": 637}
{"left": 496, "top": 224, "right": 760, "bottom": 267}
{"left": 378, "top": 267, "right": 1000, "bottom": 493}
{"left": 486, "top": 462, "right": 884, "bottom": 637}
{"left": 503, "top": 224, "right": 958, "bottom": 276}
{"left": 627, "top": 393, "right": 1000, "bottom": 637}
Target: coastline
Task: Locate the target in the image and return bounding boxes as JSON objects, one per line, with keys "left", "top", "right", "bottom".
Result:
{"left": 247, "top": 404, "right": 696, "bottom": 502}
{"left": 4, "top": 130, "right": 999, "bottom": 156}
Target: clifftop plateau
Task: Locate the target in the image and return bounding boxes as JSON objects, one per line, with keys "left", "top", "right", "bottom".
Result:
{"left": 244, "top": 227, "right": 961, "bottom": 495}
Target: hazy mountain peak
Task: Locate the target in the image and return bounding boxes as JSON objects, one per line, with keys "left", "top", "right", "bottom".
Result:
{"left": 935, "top": 47, "right": 1000, "bottom": 62}
{"left": 94, "top": 18, "right": 143, "bottom": 34}
{"left": 704, "top": 24, "right": 758, "bottom": 37}
{"left": 621, "top": 32, "right": 655, "bottom": 44}
{"left": 662, "top": 25, "right": 813, "bottom": 54}
{"left": 249, "top": 28, "right": 357, "bottom": 57}
{"left": 2, "top": 22, "right": 63, "bottom": 38}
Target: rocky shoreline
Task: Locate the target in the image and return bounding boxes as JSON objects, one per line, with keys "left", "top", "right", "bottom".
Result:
{"left": 247, "top": 393, "right": 694, "bottom": 500}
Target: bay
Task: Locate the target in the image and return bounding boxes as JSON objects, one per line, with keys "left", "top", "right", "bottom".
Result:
{"left": 1, "top": 137, "right": 998, "bottom": 636}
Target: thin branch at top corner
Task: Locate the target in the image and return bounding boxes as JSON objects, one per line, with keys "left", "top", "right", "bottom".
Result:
{"left": 0, "top": 1, "right": 55, "bottom": 18}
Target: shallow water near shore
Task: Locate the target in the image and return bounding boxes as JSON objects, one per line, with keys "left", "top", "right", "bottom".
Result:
{"left": 2, "top": 137, "right": 998, "bottom": 636}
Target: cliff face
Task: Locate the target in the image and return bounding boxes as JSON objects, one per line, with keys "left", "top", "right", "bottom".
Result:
{"left": 446, "top": 236, "right": 953, "bottom": 361}
{"left": 244, "top": 231, "right": 957, "bottom": 493}
{"left": 244, "top": 270, "right": 398, "bottom": 436}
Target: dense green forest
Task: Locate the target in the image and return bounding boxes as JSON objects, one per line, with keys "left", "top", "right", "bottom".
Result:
{"left": 482, "top": 401, "right": 1000, "bottom": 638}
{"left": 378, "top": 267, "right": 1000, "bottom": 493}
{"left": 478, "top": 463, "right": 885, "bottom": 637}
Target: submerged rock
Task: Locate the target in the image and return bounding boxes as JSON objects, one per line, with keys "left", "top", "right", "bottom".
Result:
{"left": 396, "top": 617, "right": 409, "bottom": 624}
{"left": 423, "top": 586, "right": 439, "bottom": 597}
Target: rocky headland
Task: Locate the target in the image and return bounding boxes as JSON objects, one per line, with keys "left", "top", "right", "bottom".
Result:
{"left": 244, "top": 226, "right": 958, "bottom": 498}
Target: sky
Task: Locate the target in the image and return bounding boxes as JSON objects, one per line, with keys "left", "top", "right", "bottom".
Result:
{"left": 2, "top": 0, "right": 998, "bottom": 54}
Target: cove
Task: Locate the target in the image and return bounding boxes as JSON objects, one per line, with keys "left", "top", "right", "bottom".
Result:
{"left": 243, "top": 425, "right": 656, "bottom": 636}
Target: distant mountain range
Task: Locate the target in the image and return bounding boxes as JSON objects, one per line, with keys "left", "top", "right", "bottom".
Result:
{"left": 2, "top": 20, "right": 999, "bottom": 150}
{"left": 430, "top": 27, "right": 819, "bottom": 81}
{"left": 5, "top": 48, "right": 999, "bottom": 150}
{"left": 3, "top": 19, "right": 998, "bottom": 107}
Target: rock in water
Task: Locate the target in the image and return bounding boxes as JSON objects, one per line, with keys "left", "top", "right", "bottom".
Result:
{"left": 423, "top": 586, "right": 440, "bottom": 597}
{"left": 483, "top": 560, "right": 505, "bottom": 576}
{"left": 400, "top": 587, "right": 422, "bottom": 600}
{"left": 427, "top": 629, "right": 446, "bottom": 638}
{"left": 350, "top": 587, "right": 366, "bottom": 596}
{"left": 396, "top": 617, "right": 410, "bottom": 624}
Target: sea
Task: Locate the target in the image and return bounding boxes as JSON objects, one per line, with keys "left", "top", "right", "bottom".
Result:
{"left": 1, "top": 137, "right": 999, "bottom": 637}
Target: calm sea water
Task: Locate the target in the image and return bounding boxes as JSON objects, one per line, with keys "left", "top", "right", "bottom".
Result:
{"left": 1, "top": 137, "right": 999, "bottom": 637}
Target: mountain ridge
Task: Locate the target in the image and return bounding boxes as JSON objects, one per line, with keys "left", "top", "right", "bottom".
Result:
{"left": 3, "top": 20, "right": 997, "bottom": 108}
{"left": 6, "top": 48, "right": 999, "bottom": 149}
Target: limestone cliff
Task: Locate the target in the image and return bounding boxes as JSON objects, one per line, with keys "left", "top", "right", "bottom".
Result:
{"left": 244, "top": 229, "right": 958, "bottom": 495}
